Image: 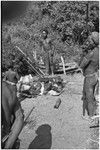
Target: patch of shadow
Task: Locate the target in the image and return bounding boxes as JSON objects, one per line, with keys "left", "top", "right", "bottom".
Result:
{"left": 28, "top": 124, "right": 52, "bottom": 149}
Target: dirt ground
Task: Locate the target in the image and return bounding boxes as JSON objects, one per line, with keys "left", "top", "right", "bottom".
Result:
{"left": 19, "top": 73, "right": 99, "bottom": 149}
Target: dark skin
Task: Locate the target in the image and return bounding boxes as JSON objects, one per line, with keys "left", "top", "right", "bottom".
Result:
{"left": 2, "top": 70, "right": 24, "bottom": 149}
{"left": 4, "top": 68, "right": 20, "bottom": 83}
{"left": 79, "top": 34, "right": 99, "bottom": 76}
{"left": 79, "top": 46, "right": 99, "bottom": 76}
{"left": 79, "top": 46, "right": 99, "bottom": 117}
{"left": 41, "top": 32, "right": 52, "bottom": 52}
{"left": 40, "top": 32, "right": 54, "bottom": 75}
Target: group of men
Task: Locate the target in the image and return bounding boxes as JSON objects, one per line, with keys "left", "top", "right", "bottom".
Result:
{"left": 1, "top": 31, "right": 99, "bottom": 148}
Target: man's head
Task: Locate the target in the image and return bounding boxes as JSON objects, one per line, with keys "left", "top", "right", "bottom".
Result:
{"left": 87, "top": 32, "right": 99, "bottom": 46}
{"left": 81, "top": 44, "right": 88, "bottom": 55}
{"left": 42, "top": 30, "right": 48, "bottom": 39}
{"left": 83, "top": 32, "right": 99, "bottom": 51}
{"left": 90, "top": 32, "right": 99, "bottom": 45}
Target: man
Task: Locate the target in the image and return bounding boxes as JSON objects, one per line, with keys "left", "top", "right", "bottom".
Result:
{"left": 4, "top": 67, "right": 20, "bottom": 83}
{"left": 40, "top": 30, "right": 54, "bottom": 75}
{"left": 2, "top": 68, "right": 24, "bottom": 149}
{"left": 79, "top": 32, "right": 99, "bottom": 120}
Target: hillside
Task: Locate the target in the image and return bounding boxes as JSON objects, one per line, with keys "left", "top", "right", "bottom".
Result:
{"left": 2, "top": 1, "right": 99, "bottom": 74}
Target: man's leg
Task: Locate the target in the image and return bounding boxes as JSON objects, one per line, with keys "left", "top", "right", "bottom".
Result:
{"left": 50, "top": 64, "right": 54, "bottom": 76}
{"left": 86, "top": 89, "right": 94, "bottom": 117}
{"left": 83, "top": 99, "right": 89, "bottom": 116}
{"left": 85, "top": 76, "right": 97, "bottom": 117}
{"left": 82, "top": 78, "right": 89, "bottom": 116}
{"left": 45, "top": 53, "right": 50, "bottom": 75}
{"left": 50, "top": 55, "right": 54, "bottom": 76}
{"left": 94, "top": 80, "right": 99, "bottom": 102}
{"left": 4, "top": 104, "right": 24, "bottom": 149}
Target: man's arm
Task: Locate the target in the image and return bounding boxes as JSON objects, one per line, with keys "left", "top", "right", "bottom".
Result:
{"left": 3, "top": 71, "right": 9, "bottom": 81}
{"left": 16, "top": 72, "right": 20, "bottom": 81}
{"left": 79, "top": 51, "right": 93, "bottom": 69}
{"left": 14, "top": 72, "right": 20, "bottom": 83}
{"left": 4, "top": 101, "right": 24, "bottom": 149}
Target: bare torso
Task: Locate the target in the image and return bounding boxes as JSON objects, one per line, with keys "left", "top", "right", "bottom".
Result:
{"left": 42, "top": 38, "right": 51, "bottom": 52}
{"left": 82, "top": 47, "right": 99, "bottom": 76}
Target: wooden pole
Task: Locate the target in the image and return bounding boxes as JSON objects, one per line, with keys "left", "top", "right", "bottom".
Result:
{"left": 15, "top": 46, "right": 45, "bottom": 77}
{"left": 61, "top": 56, "right": 66, "bottom": 75}
{"left": 24, "top": 106, "right": 35, "bottom": 122}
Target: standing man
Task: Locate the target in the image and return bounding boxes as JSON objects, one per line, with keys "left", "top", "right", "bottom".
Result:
{"left": 79, "top": 32, "right": 99, "bottom": 120}
{"left": 40, "top": 30, "right": 54, "bottom": 75}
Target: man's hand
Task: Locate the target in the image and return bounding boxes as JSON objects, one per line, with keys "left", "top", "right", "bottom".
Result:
{"left": 79, "top": 51, "right": 93, "bottom": 69}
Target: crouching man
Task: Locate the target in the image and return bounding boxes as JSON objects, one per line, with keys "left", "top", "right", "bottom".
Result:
{"left": 1, "top": 67, "right": 24, "bottom": 149}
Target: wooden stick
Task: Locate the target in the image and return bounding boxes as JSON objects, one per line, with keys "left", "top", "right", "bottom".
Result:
{"left": 24, "top": 106, "right": 35, "bottom": 122}
{"left": 15, "top": 46, "right": 45, "bottom": 77}
{"left": 61, "top": 56, "right": 66, "bottom": 75}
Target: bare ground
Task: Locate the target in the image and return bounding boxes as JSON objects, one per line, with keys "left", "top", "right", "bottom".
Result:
{"left": 19, "top": 73, "right": 99, "bottom": 149}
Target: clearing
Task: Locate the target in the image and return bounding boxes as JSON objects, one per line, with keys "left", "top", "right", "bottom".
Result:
{"left": 19, "top": 73, "right": 99, "bottom": 149}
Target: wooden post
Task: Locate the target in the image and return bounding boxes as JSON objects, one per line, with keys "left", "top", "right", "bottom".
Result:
{"left": 61, "top": 56, "right": 66, "bottom": 75}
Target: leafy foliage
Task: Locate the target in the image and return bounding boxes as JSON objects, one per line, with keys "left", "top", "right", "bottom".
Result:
{"left": 2, "top": 1, "right": 99, "bottom": 74}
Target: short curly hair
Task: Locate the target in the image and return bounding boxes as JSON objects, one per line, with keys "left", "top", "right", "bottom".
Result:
{"left": 42, "top": 29, "right": 48, "bottom": 35}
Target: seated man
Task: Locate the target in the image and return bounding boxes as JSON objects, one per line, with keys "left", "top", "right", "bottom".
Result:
{"left": 2, "top": 67, "right": 24, "bottom": 149}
